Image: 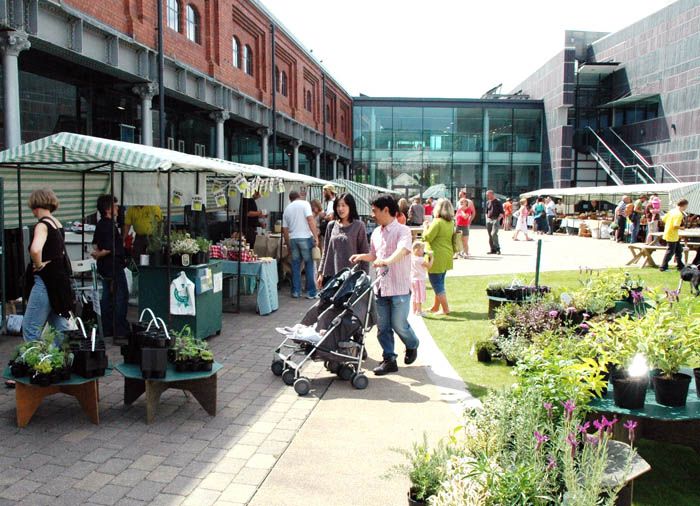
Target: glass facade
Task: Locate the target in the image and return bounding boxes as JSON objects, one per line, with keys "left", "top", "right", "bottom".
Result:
{"left": 352, "top": 101, "right": 543, "bottom": 203}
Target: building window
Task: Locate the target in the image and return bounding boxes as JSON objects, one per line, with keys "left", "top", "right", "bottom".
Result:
{"left": 243, "top": 45, "right": 253, "bottom": 76}
{"left": 275, "top": 66, "right": 280, "bottom": 92}
{"left": 325, "top": 104, "right": 330, "bottom": 123}
{"left": 167, "top": 0, "right": 180, "bottom": 31}
{"left": 340, "top": 114, "right": 345, "bottom": 133}
{"left": 281, "top": 71, "right": 288, "bottom": 97}
{"left": 186, "top": 5, "right": 200, "bottom": 44}
{"left": 305, "top": 90, "right": 312, "bottom": 111}
{"left": 232, "top": 37, "right": 240, "bottom": 68}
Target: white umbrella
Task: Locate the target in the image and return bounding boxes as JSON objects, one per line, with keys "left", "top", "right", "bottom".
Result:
{"left": 423, "top": 184, "right": 450, "bottom": 199}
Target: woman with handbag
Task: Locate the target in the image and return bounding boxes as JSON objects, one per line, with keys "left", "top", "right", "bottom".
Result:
{"left": 422, "top": 198, "right": 454, "bottom": 315}
{"left": 317, "top": 193, "right": 369, "bottom": 289}
{"left": 22, "top": 189, "right": 75, "bottom": 342}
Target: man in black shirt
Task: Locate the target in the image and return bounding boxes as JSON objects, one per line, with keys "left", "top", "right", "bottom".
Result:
{"left": 241, "top": 191, "right": 265, "bottom": 247}
{"left": 92, "top": 194, "right": 129, "bottom": 340}
{"left": 485, "top": 190, "right": 504, "bottom": 254}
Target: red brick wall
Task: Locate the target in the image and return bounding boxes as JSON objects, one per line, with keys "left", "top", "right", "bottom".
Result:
{"left": 63, "top": 0, "right": 351, "bottom": 147}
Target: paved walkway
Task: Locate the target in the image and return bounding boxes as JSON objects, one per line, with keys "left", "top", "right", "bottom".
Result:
{"left": 0, "top": 291, "right": 469, "bottom": 506}
{"left": 450, "top": 227, "right": 643, "bottom": 276}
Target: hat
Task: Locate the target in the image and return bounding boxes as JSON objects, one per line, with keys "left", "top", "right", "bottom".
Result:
{"left": 323, "top": 184, "right": 336, "bottom": 193}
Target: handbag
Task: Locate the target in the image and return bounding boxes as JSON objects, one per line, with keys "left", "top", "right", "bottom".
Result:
{"left": 452, "top": 230, "right": 463, "bottom": 253}
{"left": 311, "top": 246, "right": 321, "bottom": 261}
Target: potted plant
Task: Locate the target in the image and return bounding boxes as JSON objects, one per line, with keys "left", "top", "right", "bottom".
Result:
{"left": 194, "top": 237, "right": 212, "bottom": 265}
{"left": 485, "top": 282, "right": 507, "bottom": 298}
{"left": 147, "top": 217, "right": 165, "bottom": 266}
{"left": 388, "top": 433, "right": 459, "bottom": 505}
{"left": 475, "top": 340, "right": 497, "bottom": 363}
{"left": 646, "top": 302, "right": 699, "bottom": 407}
{"left": 170, "top": 232, "right": 199, "bottom": 267}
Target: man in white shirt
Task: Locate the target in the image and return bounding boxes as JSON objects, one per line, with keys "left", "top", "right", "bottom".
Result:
{"left": 545, "top": 197, "right": 558, "bottom": 235}
{"left": 283, "top": 191, "right": 320, "bottom": 299}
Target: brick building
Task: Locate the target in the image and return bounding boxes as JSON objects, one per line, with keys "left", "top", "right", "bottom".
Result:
{"left": 0, "top": 0, "right": 351, "bottom": 178}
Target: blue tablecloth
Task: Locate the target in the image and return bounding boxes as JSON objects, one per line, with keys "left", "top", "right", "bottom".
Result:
{"left": 218, "top": 260, "right": 279, "bottom": 315}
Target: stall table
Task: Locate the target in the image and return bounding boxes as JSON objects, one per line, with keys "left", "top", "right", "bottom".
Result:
{"left": 3, "top": 366, "right": 111, "bottom": 427}
{"left": 116, "top": 362, "right": 222, "bottom": 424}
{"left": 589, "top": 370, "right": 700, "bottom": 451}
{"left": 138, "top": 262, "right": 222, "bottom": 339}
{"left": 630, "top": 231, "right": 700, "bottom": 267}
{"left": 218, "top": 259, "right": 278, "bottom": 315}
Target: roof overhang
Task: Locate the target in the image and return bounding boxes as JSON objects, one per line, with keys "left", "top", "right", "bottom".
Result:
{"left": 577, "top": 62, "right": 620, "bottom": 76}
{"left": 598, "top": 93, "right": 660, "bottom": 108}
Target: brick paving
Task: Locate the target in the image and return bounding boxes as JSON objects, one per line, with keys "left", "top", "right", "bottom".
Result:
{"left": 0, "top": 292, "right": 329, "bottom": 505}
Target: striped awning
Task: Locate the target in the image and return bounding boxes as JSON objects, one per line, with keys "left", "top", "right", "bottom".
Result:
{"left": 0, "top": 132, "right": 265, "bottom": 176}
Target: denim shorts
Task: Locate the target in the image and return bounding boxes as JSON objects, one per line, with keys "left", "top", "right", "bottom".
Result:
{"left": 428, "top": 272, "right": 446, "bottom": 296}
{"left": 456, "top": 225, "right": 470, "bottom": 236}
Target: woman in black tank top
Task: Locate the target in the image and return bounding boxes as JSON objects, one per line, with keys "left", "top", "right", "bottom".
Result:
{"left": 22, "top": 189, "right": 74, "bottom": 342}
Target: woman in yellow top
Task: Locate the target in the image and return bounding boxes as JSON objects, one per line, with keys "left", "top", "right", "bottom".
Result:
{"left": 123, "top": 205, "right": 163, "bottom": 258}
{"left": 422, "top": 198, "right": 454, "bottom": 315}
{"left": 659, "top": 198, "right": 688, "bottom": 272}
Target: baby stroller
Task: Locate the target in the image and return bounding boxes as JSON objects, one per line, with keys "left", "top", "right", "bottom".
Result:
{"left": 271, "top": 264, "right": 382, "bottom": 396}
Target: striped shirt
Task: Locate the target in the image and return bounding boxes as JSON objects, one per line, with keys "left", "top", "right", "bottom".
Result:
{"left": 370, "top": 219, "right": 412, "bottom": 297}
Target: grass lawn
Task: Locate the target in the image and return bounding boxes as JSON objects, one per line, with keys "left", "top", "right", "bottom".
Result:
{"left": 422, "top": 267, "right": 700, "bottom": 506}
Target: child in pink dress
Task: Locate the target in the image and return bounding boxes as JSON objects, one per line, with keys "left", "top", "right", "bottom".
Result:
{"left": 411, "top": 241, "right": 433, "bottom": 315}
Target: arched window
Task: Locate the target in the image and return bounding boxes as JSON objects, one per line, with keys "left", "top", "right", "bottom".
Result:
{"left": 275, "top": 66, "right": 280, "bottom": 92}
{"left": 186, "top": 5, "right": 200, "bottom": 44}
{"left": 167, "top": 0, "right": 180, "bottom": 31}
{"left": 232, "top": 37, "right": 240, "bottom": 68}
{"left": 243, "top": 45, "right": 253, "bottom": 76}
{"left": 281, "top": 71, "right": 288, "bottom": 97}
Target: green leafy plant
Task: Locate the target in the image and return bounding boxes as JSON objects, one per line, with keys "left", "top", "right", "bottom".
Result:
{"left": 170, "top": 232, "right": 199, "bottom": 255}
{"left": 147, "top": 216, "right": 165, "bottom": 254}
{"left": 195, "top": 237, "right": 212, "bottom": 254}
{"left": 646, "top": 299, "right": 700, "bottom": 377}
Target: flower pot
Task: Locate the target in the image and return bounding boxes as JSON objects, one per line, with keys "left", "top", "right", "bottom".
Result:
{"left": 193, "top": 252, "right": 209, "bottom": 265}
{"left": 486, "top": 287, "right": 506, "bottom": 298}
{"left": 30, "top": 372, "right": 52, "bottom": 387}
{"left": 648, "top": 368, "right": 662, "bottom": 390}
{"left": 141, "top": 347, "right": 168, "bottom": 379}
{"left": 694, "top": 368, "right": 700, "bottom": 398}
{"left": 476, "top": 347, "right": 492, "bottom": 363}
{"left": 72, "top": 342, "right": 108, "bottom": 379}
{"left": 612, "top": 375, "right": 648, "bottom": 409}
{"left": 150, "top": 250, "right": 165, "bottom": 266}
{"left": 408, "top": 489, "right": 427, "bottom": 506}
{"left": 198, "top": 359, "right": 213, "bottom": 371}
{"left": 175, "top": 360, "right": 188, "bottom": 373}
{"left": 653, "top": 373, "right": 692, "bottom": 407}
{"left": 9, "top": 361, "right": 28, "bottom": 378}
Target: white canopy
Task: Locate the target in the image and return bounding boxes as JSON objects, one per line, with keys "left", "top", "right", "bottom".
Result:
{"left": 521, "top": 182, "right": 700, "bottom": 214}
{"left": 331, "top": 179, "right": 401, "bottom": 216}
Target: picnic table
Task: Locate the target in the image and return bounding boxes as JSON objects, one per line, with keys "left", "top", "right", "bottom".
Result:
{"left": 627, "top": 229, "right": 700, "bottom": 268}
{"left": 3, "top": 366, "right": 112, "bottom": 427}
{"left": 116, "top": 362, "right": 222, "bottom": 424}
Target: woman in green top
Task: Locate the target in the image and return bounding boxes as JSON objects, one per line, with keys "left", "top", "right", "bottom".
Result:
{"left": 422, "top": 198, "right": 455, "bottom": 315}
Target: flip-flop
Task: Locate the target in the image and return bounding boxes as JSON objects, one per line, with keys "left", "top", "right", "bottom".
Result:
{"left": 4, "top": 380, "right": 16, "bottom": 389}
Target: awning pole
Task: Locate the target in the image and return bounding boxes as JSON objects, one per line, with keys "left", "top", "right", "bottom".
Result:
{"left": 17, "top": 164, "right": 24, "bottom": 313}
{"left": 110, "top": 162, "right": 116, "bottom": 341}
{"left": 166, "top": 170, "right": 172, "bottom": 326}
{"left": 81, "top": 172, "right": 86, "bottom": 260}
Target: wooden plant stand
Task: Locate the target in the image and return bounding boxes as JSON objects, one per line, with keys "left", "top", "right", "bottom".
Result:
{"left": 3, "top": 367, "right": 109, "bottom": 428}
{"left": 115, "top": 362, "right": 222, "bottom": 424}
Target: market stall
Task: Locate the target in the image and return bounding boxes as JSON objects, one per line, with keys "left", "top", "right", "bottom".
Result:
{"left": 521, "top": 182, "right": 700, "bottom": 238}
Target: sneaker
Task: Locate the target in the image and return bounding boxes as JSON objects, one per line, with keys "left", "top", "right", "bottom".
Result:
{"left": 305, "top": 293, "right": 319, "bottom": 300}
{"left": 659, "top": 267, "right": 668, "bottom": 272}
{"left": 291, "top": 292, "right": 301, "bottom": 298}
{"left": 405, "top": 348, "right": 418, "bottom": 365}
{"left": 373, "top": 359, "right": 398, "bottom": 376}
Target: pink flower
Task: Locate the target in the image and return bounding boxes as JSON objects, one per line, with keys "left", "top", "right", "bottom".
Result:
{"left": 562, "top": 400, "right": 576, "bottom": 421}
{"left": 566, "top": 433, "right": 577, "bottom": 458}
{"left": 585, "top": 434, "right": 599, "bottom": 445}
{"left": 543, "top": 402, "right": 553, "bottom": 418}
{"left": 624, "top": 419, "right": 638, "bottom": 444}
{"left": 548, "top": 310, "right": 559, "bottom": 318}
{"left": 577, "top": 422, "right": 590, "bottom": 434}
{"left": 534, "top": 430, "right": 549, "bottom": 450}
{"left": 546, "top": 455, "right": 557, "bottom": 471}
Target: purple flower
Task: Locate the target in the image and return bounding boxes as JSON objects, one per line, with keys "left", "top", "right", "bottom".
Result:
{"left": 543, "top": 402, "right": 553, "bottom": 418}
{"left": 562, "top": 400, "right": 576, "bottom": 421}
{"left": 664, "top": 288, "right": 680, "bottom": 302}
{"left": 548, "top": 310, "right": 559, "bottom": 318}
{"left": 566, "top": 433, "right": 577, "bottom": 458}
{"left": 585, "top": 434, "right": 599, "bottom": 446}
{"left": 577, "top": 422, "right": 591, "bottom": 434}
{"left": 593, "top": 418, "right": 604, "bottom": 432}
{"left": 579, "top": 323, "right": 590, "bottom": 331}
{"left": 582, "top": 312, "right": 590, "bottom": 320}
{"left": 566, "top": 306, "right": 576, "bottom": 314}
{"left": 534, "top": 430, "right": 549, "bottom": 450}
{"left": 546, "top": 455, "right": 557, "bottom": 471}
{"left": 632, "top": 290, "right": 644, "bottom": 304}
{"left": 624, "top": 419, "right": 638, "bottom": 444}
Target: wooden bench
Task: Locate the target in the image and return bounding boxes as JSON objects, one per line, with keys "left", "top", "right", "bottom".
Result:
{"left": 627, "top": 244, "right": 666, "bottom": 268}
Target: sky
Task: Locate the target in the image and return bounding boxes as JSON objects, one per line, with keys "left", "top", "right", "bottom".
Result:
{"left": 261, "top": 0, "right": 676, "bottom": 98}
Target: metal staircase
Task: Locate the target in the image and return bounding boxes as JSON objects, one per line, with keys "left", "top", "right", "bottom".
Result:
{"left": 584, "top": 127, "right": 654, "bottom": 185}
{"left": 604, "top": 128, "right": 679, "bottom": 184}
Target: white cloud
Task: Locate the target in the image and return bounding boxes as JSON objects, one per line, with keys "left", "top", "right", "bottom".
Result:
{"left": 261, "top": 0, "right": 676, "bottom": 98}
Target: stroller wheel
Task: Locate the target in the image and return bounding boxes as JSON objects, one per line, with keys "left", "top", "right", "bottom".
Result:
{"left": 351, "top": 373, "right": 369, "bottom": 390}
{"left": 282, "top": 368, "right": 296, "bottom": 386}
{"left": 327, "top": 361, "right": 341, "bottom": 375}
{"left": 294, "top": 377, "right": 311, "bottom": 396}
{"left": 271, "top": 360, "right": 284, "bottom": 377}
{"left": 338, "top": 364, "right": 355, "bottom": 381}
